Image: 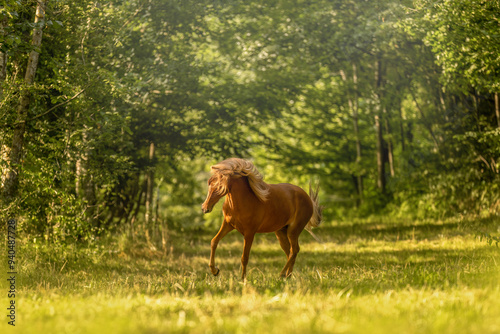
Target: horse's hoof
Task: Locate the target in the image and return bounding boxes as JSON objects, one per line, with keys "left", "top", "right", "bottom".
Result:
{"left": 213, "top": 268, "right": 220, "bottom": 276}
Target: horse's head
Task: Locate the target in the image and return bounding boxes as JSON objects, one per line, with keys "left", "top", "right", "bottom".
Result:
{"left": 201, "top": 172, "right": 230, "bottom": 214}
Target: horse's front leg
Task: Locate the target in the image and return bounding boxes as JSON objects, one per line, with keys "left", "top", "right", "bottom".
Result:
{"left": 241, "top": 234, "right": 255, "bottom": 280}
{"left": 209, "top": 219, "right": 234, "bottom": 276}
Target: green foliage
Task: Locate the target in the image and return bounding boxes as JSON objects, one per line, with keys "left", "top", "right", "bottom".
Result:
{"left": 409, "top": 0, "right": 500, "bottom": 92}
{"left": 1, "top": 0, "right": 500, "bottom": 241}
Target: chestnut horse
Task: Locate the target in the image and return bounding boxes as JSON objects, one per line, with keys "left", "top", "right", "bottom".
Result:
{"left": 201, "top": 158, "right": 322, "bottom": 279}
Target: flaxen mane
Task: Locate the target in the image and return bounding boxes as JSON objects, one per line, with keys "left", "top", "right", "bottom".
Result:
{"left": 210, "top": 158, "right": 270, "bottom": 202}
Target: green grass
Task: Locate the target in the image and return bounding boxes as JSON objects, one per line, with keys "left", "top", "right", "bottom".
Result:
{"left": 2, "top": 217, "right": 500, "bottom": 333}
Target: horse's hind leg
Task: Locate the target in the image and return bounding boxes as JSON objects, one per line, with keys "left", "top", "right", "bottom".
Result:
{"left": 284, "top": 234, "right": 300, "bottom": 277}
{"left": 276, "top": 227, "right": 291, "bottom": 277}
{"left": 209, "top": 219, "right": 234, "bottom": 276}
{"left": 280, "top": 225, "right": 304, "bottom": 278}
{"left": 275, "top": 226, "right": 290, "bottom": 257}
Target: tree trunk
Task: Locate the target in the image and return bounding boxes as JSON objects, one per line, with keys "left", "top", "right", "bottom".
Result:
{"left": 472, "top": 92, "right": 480, "bottom": 132}
{"left": 340, "top": 64, "right": 364, "bottom": 205}
{"left": 0, "top": 52, "right": 5, "bottom": 89}
{"left": 2, "top": 1, "right": 47, "bottom": 203}
{"left": 398, "top": 99, "right": 406, "bottom": 152}
{"left": 374, "top": 60, "right": 386, "bottom": 192}
{"left": 75, "top": 156, "right": 82, "bottom": 195}
{"left": 351, "top": 63, "right": 363, "bottom": 205}
{"left": 76, "top": 129, "right": 97, "bottom": 226}
{"left": 375, "top": 114, "right": 386, "bottom": 191}
{"left": 145, "top": 142, "right": 155, "bottom": 227}
{"left": 0, "top": 24, "right": 6, "bottom": 100}
{"left": 144, "top": 142, "right": 155, "bottom": 246}
{"left": 495, "top": 93, "right": 500, "bottom": 128}
{"left": 0, "top": 9, "right": 6, "bottom": 98}
{"left": 0, "top": 14, "right": 7, "bottom": 191}
{"left": 384, "top": 110, "right": 395, "bottom": 177}
{"left": 83, "top": 164, "right": 96, "bottom": 226}
{"left": 128, "top": 179, "right": 146, "bottom": 240}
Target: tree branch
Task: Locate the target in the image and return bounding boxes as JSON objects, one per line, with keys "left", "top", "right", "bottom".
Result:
{"left": 408, "top": 87, "right": 441, "bottom": 151}
{"left": 26, "top": 87, "right": 87, "bottom": 122}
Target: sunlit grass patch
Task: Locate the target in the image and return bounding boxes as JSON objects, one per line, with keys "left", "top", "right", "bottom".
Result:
{"left": 11, "top": 284, "right": 500, "bottom": 334}
{"left": 4, "top": 218, "right": 500, "bottom": 333}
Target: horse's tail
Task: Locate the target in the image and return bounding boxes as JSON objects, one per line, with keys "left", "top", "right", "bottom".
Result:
{"left": 305, "top": 182, "right": 323, "bottom": 243}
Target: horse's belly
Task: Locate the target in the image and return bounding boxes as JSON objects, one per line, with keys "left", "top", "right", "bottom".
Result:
{"left": 256, "top": 216, "right": 289, "bottom": 233}
{"left": 227, "top": 214, "right": 288, "bottom": 234}
{"left": 257, "top": 225, "right": 285, "bottom": 233}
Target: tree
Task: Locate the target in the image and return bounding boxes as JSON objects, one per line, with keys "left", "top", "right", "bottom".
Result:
{"left": 2, "top": 0, "right": 47, "bottom": 205}
{"left": 2, "top": 0, "right": 499, "bottom": 237}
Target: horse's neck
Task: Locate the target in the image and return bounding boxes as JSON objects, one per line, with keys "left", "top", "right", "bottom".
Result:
{"left": 227, "top": 176, "right": 258, "bottom": 208}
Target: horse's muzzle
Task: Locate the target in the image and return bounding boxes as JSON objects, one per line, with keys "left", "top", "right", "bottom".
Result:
{"left": 201, "top": 205, "right": 212, "bottom": 214}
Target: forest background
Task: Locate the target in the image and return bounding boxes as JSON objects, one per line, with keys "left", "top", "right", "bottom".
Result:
{"left": 1, "top": 0, "right": 500, "bottom": 245}
{"left": 1, "top": 1, "right": 500, "bottom": 333}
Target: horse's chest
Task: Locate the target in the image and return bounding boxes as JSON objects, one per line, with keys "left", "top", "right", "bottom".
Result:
{"left": 225, "top": 213, "right": 244, "bottom": 231}
{"left": 224, "top": 210, "right": 256, "bottom": 234}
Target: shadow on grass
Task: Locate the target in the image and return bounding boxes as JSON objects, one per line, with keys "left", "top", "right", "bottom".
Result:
{"left": 170, "top": 218, "right": 486, "bottom": 259}
{"left": 168, "top": 219, "right": 499, "bottom": 291}
{"left": 316, "top": 221, "right": 460, "bottom": 244}
{"left": 20, "top": 218, "right": 499, "bottom": 296}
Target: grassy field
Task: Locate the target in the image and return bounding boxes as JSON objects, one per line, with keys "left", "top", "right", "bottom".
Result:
{"left": 2, "top": 217, "right": 500, "bottom": 333}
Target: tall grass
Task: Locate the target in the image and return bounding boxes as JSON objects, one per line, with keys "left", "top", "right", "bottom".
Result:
{"left": 2, "top": 217, "right": 499, "bottom": 333}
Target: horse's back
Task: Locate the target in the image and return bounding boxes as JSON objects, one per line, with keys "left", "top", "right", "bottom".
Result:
{"left": 271, "top": 183, "right": 311, "bottom": 204}
{"left": 256, "top": 183, "right": 313, "bottom": 232}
